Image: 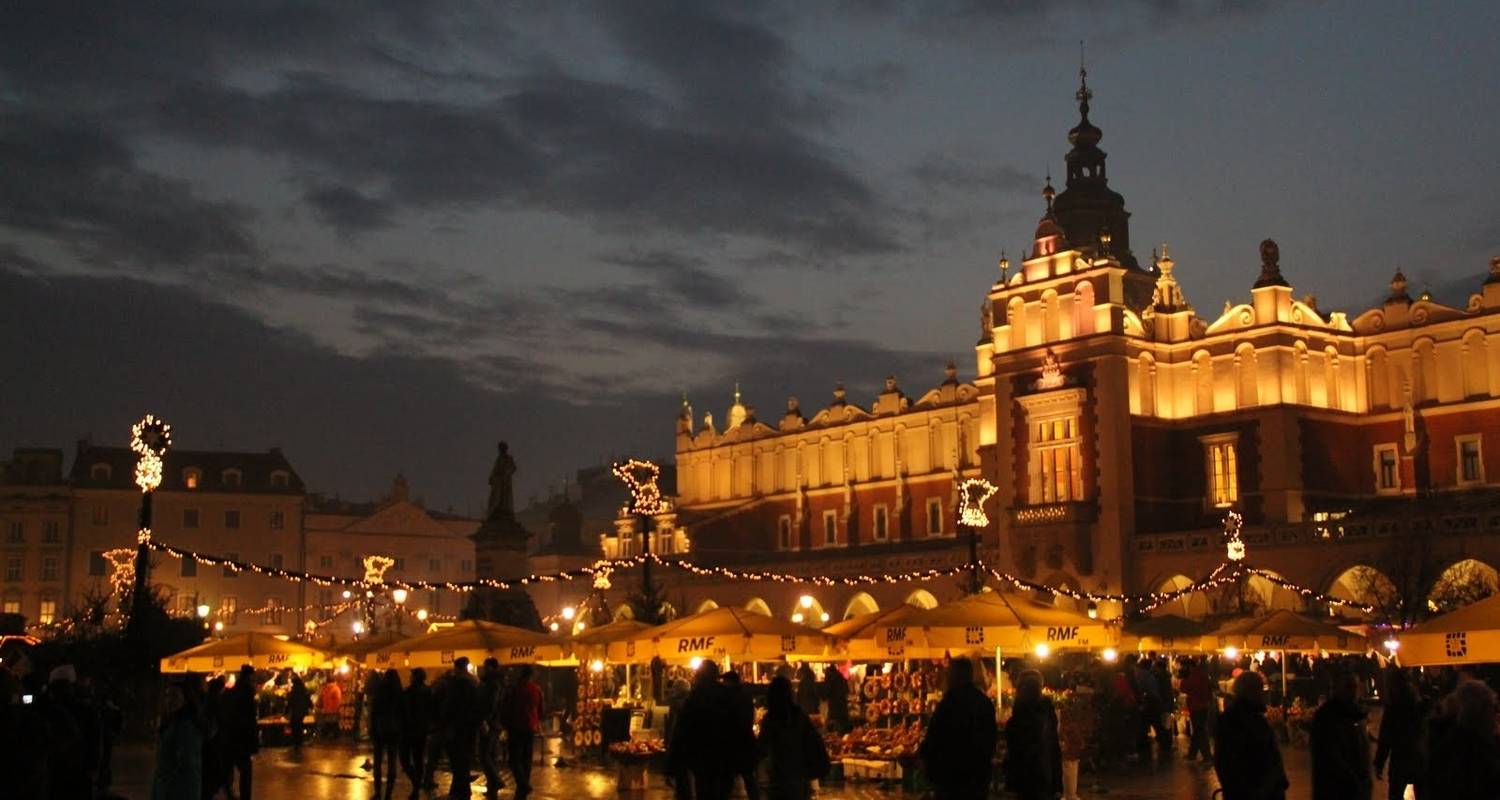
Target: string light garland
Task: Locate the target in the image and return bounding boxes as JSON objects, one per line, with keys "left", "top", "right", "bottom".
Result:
{"left": 104, "top": 548, "right": 137, "bottom": 597}
{"left": 130, "top": 414, "right": 171, "bottom": 494}
{"left": 1224, "top": 510, "right": 1246, "bottom": 562}
{"left": 613, "top": 458, "right": 667, "bottom": 515}
{"left": 956, "top": 478, "right": 998, "bottom": 527}
{"left": 362, "top": 555, "right": 396, "bottom": 585}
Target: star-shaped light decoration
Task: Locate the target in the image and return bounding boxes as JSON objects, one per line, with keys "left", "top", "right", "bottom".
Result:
{"left": 362, "top": 555, "right": 396, "bottom": 585}
{"left": 957, "top": 478, "right": 999, "bottom": 527}
{"left": 130, "top": 414, "right": 172, "bottom": 493}
{"left": 1223, "top": 510, "right": 1246, "bottom": 562}
{"left": 613, "top": 458, "right": 667, "bottom": 516}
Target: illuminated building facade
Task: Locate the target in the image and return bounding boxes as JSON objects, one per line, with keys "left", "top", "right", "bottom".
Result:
{"left": 606, "top": 73, "right": 1500, "bottom": 624}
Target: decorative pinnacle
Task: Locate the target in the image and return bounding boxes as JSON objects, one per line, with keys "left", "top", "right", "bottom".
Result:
{"left": 1076, "top": 40, "right": 1092, "bottom": 113}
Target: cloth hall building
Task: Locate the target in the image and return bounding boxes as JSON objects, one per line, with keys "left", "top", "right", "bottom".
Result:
{"left": 590, "top": 75, "right": 1500, "bottom": 626}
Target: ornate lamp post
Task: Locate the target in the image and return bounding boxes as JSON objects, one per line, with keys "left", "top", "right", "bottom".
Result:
{"left": 613, "top": 459, "right": 667, "bottom": 622}
{"left": 126, "top": 414, "right": 171, "bottom": 644}
{"left": 956, "top": 478, "right": 998, "bottom": 594}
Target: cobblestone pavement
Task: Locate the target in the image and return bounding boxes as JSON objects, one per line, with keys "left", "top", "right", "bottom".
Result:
{"left": 109, "top": 737, "right": 1390, "bottom": 800}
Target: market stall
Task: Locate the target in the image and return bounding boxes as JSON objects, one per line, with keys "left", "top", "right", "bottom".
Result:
{"left": 1120, "top": 614, "right": 1211, "bottom": 653}
{"left": 1207, "top": 609, "right": 1369, "bottom": 731}
{"left": 369, "top": 619, "right": 572, "bottom": 669}
{"left": 612, "top": 606, "right": 831, "bottom": 665}
{"left": 160, "top": 631, "right": 331, "bottom": 673}
{"left": 1392, "top": 592, "right": 1500, "bottom": 666}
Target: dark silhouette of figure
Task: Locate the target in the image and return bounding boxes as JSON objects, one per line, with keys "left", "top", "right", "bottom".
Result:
{"left": 1424, "top": 680, "right": 1500, "bottom": 799}
{"left": 487, "top": 442, "right": 518, "bottom": 520}
{"left": 222, "top": 665, "right": 260, "bottom": 800}
{"left": 669, "top": 661, "right": 733, "bottom": 800}
{"left": 1003, "top": 670, "right": 1061, "bottom": 800}
{"left": 440, "top": 658, "right": 482, "bottom": 800}
{"left": 202, "top": 675, "right": 231, "bottom": 799}
{"left": 820, "top": 666, "right": 849, "bottom": 734}
{"left": 502, "top": 664, "right": 544, "bottom": 800}
{"left": 794, "top": 663, "right": 819, "bottom": 717}
{"left": 919, "top": 659, "right": 997, "bottom": 800}
{"left": 757, "top": 676, "right": 828, "bottom": 800}
{"left": 0, "top": 666, "right": 51, "bottom": 799}
{"left": 722, "top": 671, "right": 759, "bottom": 800}
{"left": 1373, "top": 668, "right": 1422, "bottom": 800}
{"left": 152, "top": 684, "right": 203, "bottom": 800}
{"left": 371, "top": 669, "right": 404, "bottom": 799}
{"left": 663, "top": 678, "right": 692, "bottom": 800}
{"left": 1182, "top": 659, "right": 1215, "bottom": 762}
{"left": 1309, "top": 670, "right": 1372, "bottom": 800}
{"left": 35, "top": 664, "right": 101, "bottom": 800}
{"left": 477, "top": 658, "right": 506, "bottom": 798}
{"left": 400, "top": 668, "right": 434, "bottom": 800}
{"left": 286, "top": 675, "right": 311, "bottom": 750}
{"left": 1214, "top": 672, "right": 1288, "bottom": 800}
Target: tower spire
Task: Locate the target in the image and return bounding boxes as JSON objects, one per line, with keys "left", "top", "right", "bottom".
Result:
{"left": 1077, "top": 40, "right": 1091, "bottom": 118}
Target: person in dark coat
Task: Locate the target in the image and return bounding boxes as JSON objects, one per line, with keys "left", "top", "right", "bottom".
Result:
{"left": 476, "top": 658, "right": 506, "bottom": 798}
{"left": 663, "top": 678, "right": 692, "bottom": 800}
{"left": 370, "top": 669, "right": 404, "bottom": 799}
{"left": 222, "top": 665, "right": 261, "bottom": 800}
{"left": 440, "top": 658, "right": 482, "bottom": 800}
{"left": 1373, "top": 668, "right": 1422, "bottom": 800}
{"left": 286, "top": 674, "right": 311, "bottom": 750}
{"left": 400, "top": 668, "right": 434, "bottom": 800}
{"left": 919, "top": 658, "right": 997, "bottom": 800}
{"left": 0, "top": 666, "right": 50, "bottom": 800}
{"left": 152, "top": 685, "right": 203, "bottom": 800}
{"left": 201, "top": 676, "right": 230, "bottom": 799}
{"left": 757, "top": 676, "right": 827, "bottom": 800}
{"left": 669, "top": 661, "right": 733, "bottom": 800}
{"left": 820, "top": 666, "right": 850, "bottom": 734}
{"left": 1308, "top": 670, "right": 1372, "bottom": 800}
{"left": 722, "top": 670, "right": 759, "bottom": 800}
{"left": 1424, "top": 680, "right": 1500, "bottom": 799}
{"left": 1182, "top": 660, "right": 1215, "bottom": 762}
{"left": 1214, "top": 671, "right": 1288, "bottom": 800}
{"left": 1003, "top": 670, "right": 1061, "bottom": 800}
{"left": 794, "top": 663, "right": 819, "bottom": 717}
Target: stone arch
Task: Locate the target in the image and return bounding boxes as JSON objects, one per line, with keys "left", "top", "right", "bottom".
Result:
{"left": 843, "top": 592, "right": 879, "bottom": 620}
{"left": 1150, "top": 574, "right": 1210, "bottom": 619}
{"left": 1137, "top": 352, "right": 1157, "bottom": 417}
{"left": 905, "top": 589, "right": 939, "bottom": 609}
{"left": 792, "top": 594, "right": 829, "bottom": 626}
{"left": 1463, "top": 328, "right": 1489, "bottom": 398}
{"left": 1235, "top": 342, "right": 1258, "bottom": 408}
{"left": 1072, "top": 280, "right": 1096, "bottom": 336}
{"left": 743, "top": 597, "right": 773, "bottom": 617}
{"left": 1368, "top": 346, "right": 1391, "bottom": 409}
{"left": 1193, "top": 350, "right": 1214, "bottom": 415}
{"left": 613, "top": 603, "right": 636, "bottom": 621}
{"left": 1325, "top": 565, "right": 1396, "bottom": 620}
{"left": 1323, "top": 346, "right": 1342, "bottom": 410}
{"left": 1245, "top": 570, "right": 1302, "bottom": 613}
{"left": 1040, "top": 289, "right": 1061, "bottom": 343}
{"left": 1293, "top": 340, "right": 1310, "bottom": 405}
{"left": 1429, "top": 558, "right": 1499, "bottom": 614}
{"left": 1412, "top": 338, "right": 1438, "bottom": 404}
{"left": 1041, "top": 571, "right": 1083, "bottom": 613}
{"left": 1008, "top": 297, "right": 1027, "bottom": 350}
{"left": 695, "top": 598, "right": 720, "bottom": 614}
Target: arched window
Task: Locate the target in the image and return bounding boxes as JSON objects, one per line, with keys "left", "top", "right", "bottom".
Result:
{"left": 905, "top": 589, "right": 938, "bottom": 609}
{"left": 1193, "top": 351, "right": 1214, "bottom": 415}
{"left": 1293, "top": 341, "right": 1309, "bottom": 405}
{"left": 1463, "top": 330, "right": 1489, "bottom": 398}
{"left": 744, "top": 598, "right": 773, "bottom": 617}
{"left": 182, "top": 467, "right": 201, "bottom": 489}
{"left": 1008, "top": 298, "right": 1027, "bottom": 350}
{"left": 270, "top": 470, "right": 290, "bottom": 488}
{"left": 1235, "top": 344, "right": 1258, "bottom": 408}
{"left": 1137, "top": 353, "right": 1156, "bottom": 416}
{"left": 221, "top": 468, "right": 242, "bottom": 488}
{"left": 90, "top": 463, "right": 112, "bottom": 481}
{"left": 1368, "top": 347, "right": 1391, "bottom": 409}
{"left": 1413, "top": 339, "right": 1438, "bottom": 404}
{"left": 1041, "top": 289, "right": 1061, "bottom": 343}
{"left": 1072, "top": 281, "right": 1095, "bottom": 336}
{"left": 843, "top": 592, "right": 879, "bottom": 620}
{"left": 1324, "top": 347, "right": 1342, "bottom": 410}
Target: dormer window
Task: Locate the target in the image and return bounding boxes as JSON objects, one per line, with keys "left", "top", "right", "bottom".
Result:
{"left": 221, "top": 468, "right": 242, "bottom": 487}
{"left": 90, "top": 463, "right": 112, "bottom": 481}
{"left": 182, "top": 468, "right": 201, "bottom": 489}
{"left": 269, "top": 470, "right": 290, "bottom": 489}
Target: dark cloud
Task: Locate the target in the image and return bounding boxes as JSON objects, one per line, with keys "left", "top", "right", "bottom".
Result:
{"left": 304, "top": 184, "right": 396, "bottom": 234}
{"left": 910, "top": 156, "right": 1039, "bottom": 195}
{"left": 820, "top": 60, "right": 908, "bottom": 97}
{"left": 601, "top": 251, "right": 747, "bottom": 309}
{"left": 0, "top": 114, "right": 257, "bottom": 266}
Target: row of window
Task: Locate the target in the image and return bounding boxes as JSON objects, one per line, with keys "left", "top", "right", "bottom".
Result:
{"left": 0, "top": 594, "right": 58, "bottom": 624}
{"left": 4, "top": 520, "right": 62, "bottom": 544}
{"left": 774, "top": 498, "right": 948, "bottom": 550}
{"left": 4, "top": 555, "right": 61, "bottom": 582}
{"left": 88, "top": 464, "right": 291, "bottom": 489}
{"left": 87, "top": 506, "right": 287, "bottom": 529}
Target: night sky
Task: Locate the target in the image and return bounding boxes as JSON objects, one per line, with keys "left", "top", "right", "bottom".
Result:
{"left": 3, "top": 1, "right": 1497, "bottom": 514}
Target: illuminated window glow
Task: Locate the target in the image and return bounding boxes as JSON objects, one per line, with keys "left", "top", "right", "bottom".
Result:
{"left": 1203, "top": 437, "right": 1239, "bottom": 508}
{"left": 1033, "top": 416, "right": 1083, "bottom": 503}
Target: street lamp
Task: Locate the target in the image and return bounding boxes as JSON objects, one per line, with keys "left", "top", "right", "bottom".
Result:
{"left": 391, "top": 588, "right": 408, "bottom": 605}
{"left": 956, "top": 479, "right": 998, "bottom": 594}
{"left": 196, "top": 603, "right": 211, "bottom": 620}
{"left": 614, "top": 458, "right": 668, "bottom": 622}
{"left": 561, "top": 606, "right": 576, "bottom": 621}
{"left": 352, "top": 620, "right": 365, "bottom": 636}
{"left": 798, "top": 595, "right": 814, "bottom": 610}
{"left": 416, "top": 609, "right": 429, "bottom": 623}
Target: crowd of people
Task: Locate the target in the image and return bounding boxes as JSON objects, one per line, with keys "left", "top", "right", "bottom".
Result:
{"left": 0, "top": 663, "right": 125, "bottom": 800}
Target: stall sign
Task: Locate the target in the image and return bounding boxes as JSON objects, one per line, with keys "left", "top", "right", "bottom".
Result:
{"left": 964, "top": 626, "right": 985, "bottom": 645}
{"left": 1046, "top": 626, "right": 1079, "bottom": 643}
{"left": 675, "top": 636, "right": 715, "bottom": 653}
{"left": 1447, "top": 632, "right": 1468, "bottom": 659}
{"left": 779, "top": 636, "right": 796, "bottom": 653}
{"left": 441, "top": 650, "right": 455, "bottom": 664}
{"left": 509, "top": 646, "right": 535, "bottom": 660}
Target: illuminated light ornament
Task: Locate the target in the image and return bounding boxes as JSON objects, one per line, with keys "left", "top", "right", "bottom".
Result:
{"left": 362, "top": 555, "right": 396, "bottom": 585}
{"left": 592, "top": 570, "right": 612, "bottom": 590}
{"left": 1383, "top": 638, "right": 1400, "bottom": 653}
{"left": 1223, "top": 510, "right": 1246, "bottom": 562}
{"left": 589, "top": 659, "right": 605, "bottom": 673}
{"left": 103, "top": 548, "right": 137, "bottom": 596}
{"left": 612, "top": 458, "right": 667, "bottom": 516}
{"left": 134, "top": 452, "right": 163, "bottom": 493}
{"left": 956, "top": 478, "right": 998, "bottom": 527}
{"left": 130, "top": 414, "right": 173, "bottom": 457}
{"left": 1101, "top": 647, "right": 1118, "bottom": 663}
{"left": 1224, "top": 646, "right": 1239, "bottom": 661}
{"left": 416, "top": 609, "right": 429, "bottom": 622}
{"left": 688, "top": 656, "right": 704, "bottom": 671}
{"left": 1037, "top": 349, "right": 1065, "bottom": 390}
{"left": 1033, "top": 643, "right": 1051, "bottom": 659}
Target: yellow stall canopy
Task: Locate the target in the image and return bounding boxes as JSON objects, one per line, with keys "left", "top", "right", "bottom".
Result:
{"left": 370, "top": 619, "right": 570, "bottom": 669}
{"left": 1208, "top": 610, "right": 1367, "bottom": 653}
{"left": 823, "top": 605, "right": 933, "bottom": 661}
{"left": 570, "top": 619, "right": 652, "bottom": 663}
{"left": 1121, "top": 614, "right": 1212, "bottom": 653}
{"left": 161, "top": 632, "right": 330, "bottom": 674}
{"left": 618, "top": 606, "right": 831, "bottom": 665}
{"left": 1397, "top": 593, "right": 1500, "bottom": 666}
{"left": 332, "top": 631, "right": 409, "bottom": 664}
{"left": 871, "top": 591, "right": 1113, "bottom": 657}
